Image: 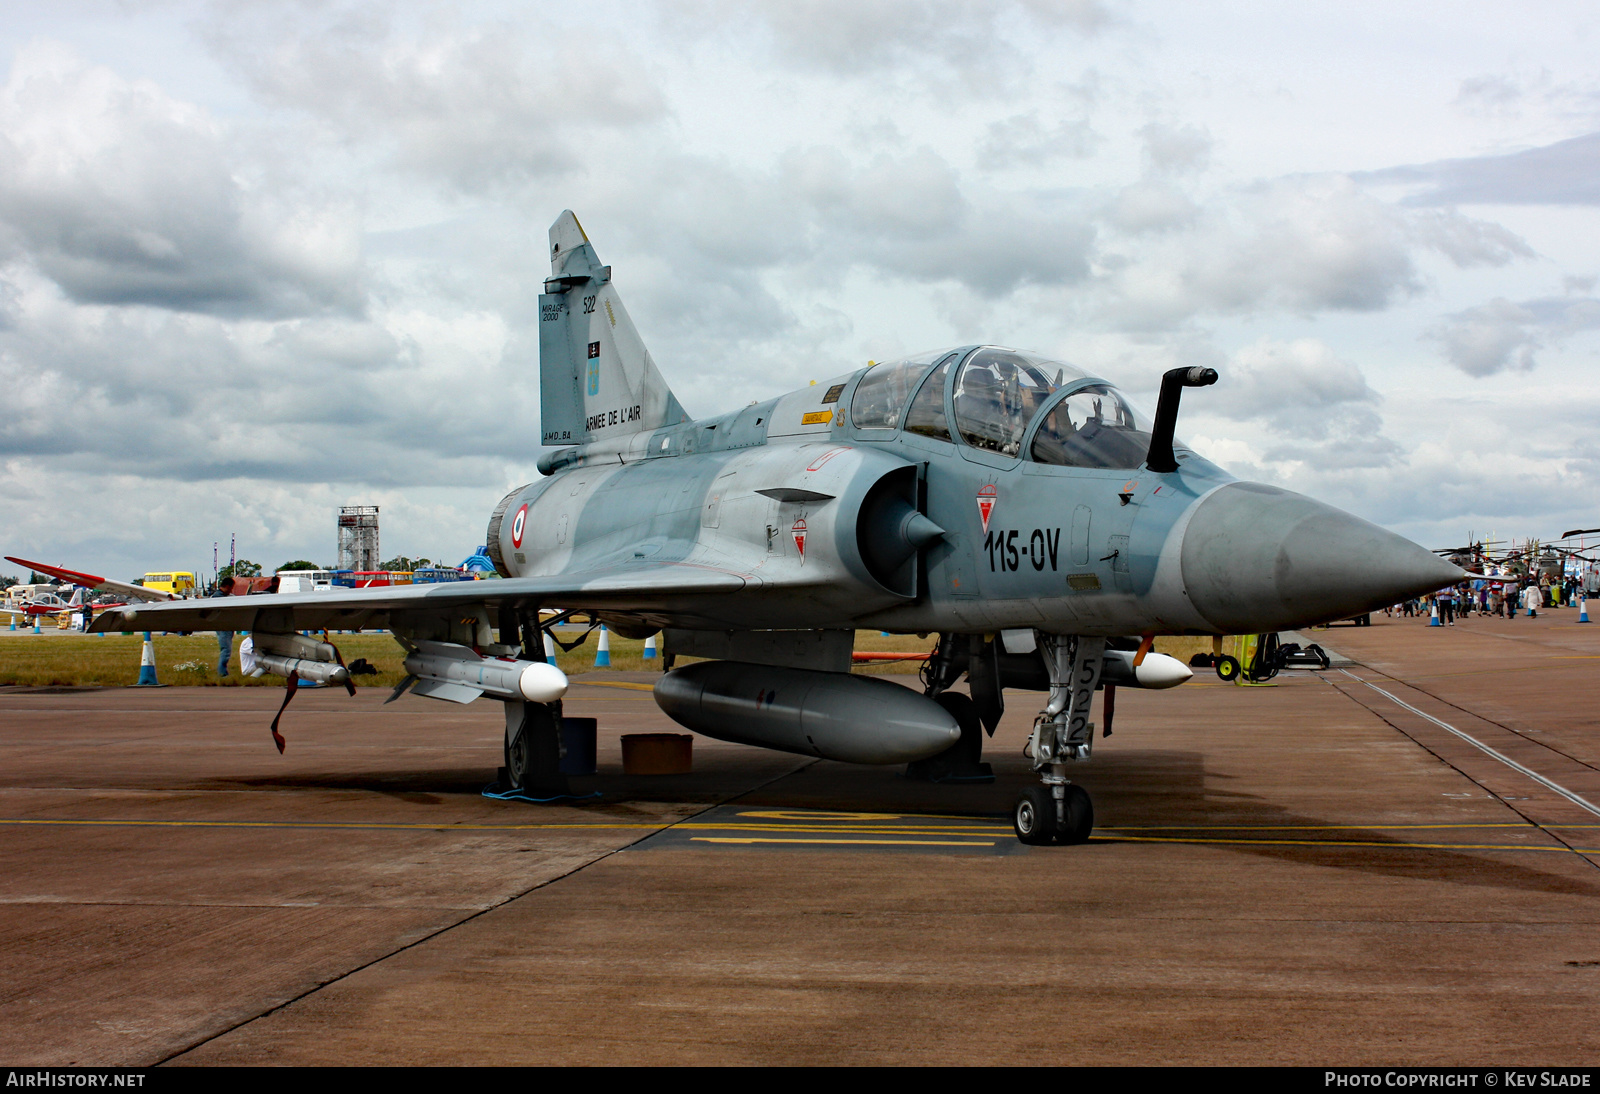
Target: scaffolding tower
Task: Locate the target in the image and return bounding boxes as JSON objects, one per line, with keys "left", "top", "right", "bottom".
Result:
{"left": 337, "top": 506, "right": 380, "bottom": 571}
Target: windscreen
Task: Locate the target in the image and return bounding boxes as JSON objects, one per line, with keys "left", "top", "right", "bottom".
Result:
{"left": 850, "top": 355, "right": 940, "bottom": 430}
{"left": 902, "top": 360, "right": 952, "bottom": 441}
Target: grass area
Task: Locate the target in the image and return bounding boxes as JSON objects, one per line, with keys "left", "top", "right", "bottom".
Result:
{"left": 0, "top": 628, "right": 1235, "bottom": 688}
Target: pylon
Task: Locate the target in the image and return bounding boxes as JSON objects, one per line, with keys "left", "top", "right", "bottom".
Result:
{"left": 1579, "top": 595, "right": 1591, "bottom": 623}
{"left": 1428, "top": 600, "right": 1441, "bottom": 627}
{"left": 594, "top": 624, "right": 611, "bottom": 667}
{"left": 135, "top": 632, "right": 160, "bottom": 685}
{"left": 643, "top": 633, "right": 657, "bottom": 660}
{"left": 543, "top": 630, "right": 558, "bottom": 665}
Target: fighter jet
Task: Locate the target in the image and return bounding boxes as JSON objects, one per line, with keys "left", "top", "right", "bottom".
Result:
{"left": 88, "top": 211, "right": 1464, "bottom": 845}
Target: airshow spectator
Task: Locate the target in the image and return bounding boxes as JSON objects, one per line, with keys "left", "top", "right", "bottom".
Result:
{"left": 1436, "top": 585, "right": 1456, "bottom": 626}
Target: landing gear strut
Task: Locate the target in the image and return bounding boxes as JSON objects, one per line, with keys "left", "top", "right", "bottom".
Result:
{"left": 1015, "top": 635, "right": 1103, "bottom": 846}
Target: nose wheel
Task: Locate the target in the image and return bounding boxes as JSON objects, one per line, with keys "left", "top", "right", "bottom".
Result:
{"left": 1013, "top": 783, "right": 1094, "bottom": 845}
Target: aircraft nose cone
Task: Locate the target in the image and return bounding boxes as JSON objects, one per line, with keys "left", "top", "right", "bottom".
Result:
{"left": 1180, "top": 482, "right": 1464, "bottom": 634}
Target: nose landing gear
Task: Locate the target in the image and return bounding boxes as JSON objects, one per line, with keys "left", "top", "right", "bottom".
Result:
{"left": 1014, "top": 635, "right": 1104, "bottom": 847}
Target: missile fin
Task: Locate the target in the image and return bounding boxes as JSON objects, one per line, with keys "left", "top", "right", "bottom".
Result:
{"left": 384, "top": 674, "right": 418, "bottom": 705}
{"left": 411, "top": 678, "right": 483, "bottom": 704}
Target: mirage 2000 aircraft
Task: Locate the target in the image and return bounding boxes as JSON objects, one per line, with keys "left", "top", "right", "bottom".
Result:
{"left": 93, "top": 211, "right": 1464, "bottom": 845}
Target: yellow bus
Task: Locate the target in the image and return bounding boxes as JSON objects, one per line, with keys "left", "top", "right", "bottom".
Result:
{"left": 142, "top": 572, "right": 196, "bottom": 596}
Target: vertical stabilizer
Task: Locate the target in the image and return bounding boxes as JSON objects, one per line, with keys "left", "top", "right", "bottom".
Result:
{"left": 539, "top": 211, "right": 688, "bottom": 446}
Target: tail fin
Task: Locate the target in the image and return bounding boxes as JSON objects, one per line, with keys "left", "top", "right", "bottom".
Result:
{"left": 539, "top": 211, "right": 689, "bottom": 446}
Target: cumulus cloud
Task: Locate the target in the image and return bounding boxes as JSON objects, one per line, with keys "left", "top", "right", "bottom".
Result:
{"left": 979, "top": 113, "right": 1098, "bottom": 168}
{"left": 0, "top": 249, "right": 540, "bottom": 494}
{"left": 1204, "top": 339, "right": 1400, "bottom": 470}
{"left": 782, "top": 146, "right": 1097, "bottom": 296}
{"left": 1427, "top": 295, "right": 1600, "bottom": 376}
{"left": 207, "top": 11, "right": 667, "bottom": 195}
{"left": 1, "top": 3, "right": 1588, "bottom": 574}
{"left": 1139, "top": 122, "right": 1211, "bottom": 175}
{"left": 669, "top": 0, "right": 1109, "bottom": 86}
{"left": 0, "top": 42, "right": 363, "bottom": 319}
{"left": 1455, "top": 74, "right": 1523, "bottom": 113}
{"left": 1091, "top": 175, "right": 1531, "bottom": 329}
{"left": 1359, "top": 130, "right": 1600, "bottom": 206}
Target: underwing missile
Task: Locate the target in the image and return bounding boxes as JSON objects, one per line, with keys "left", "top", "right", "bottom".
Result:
{"left": 400, "top": 640, "right": 569, "bottom": 705}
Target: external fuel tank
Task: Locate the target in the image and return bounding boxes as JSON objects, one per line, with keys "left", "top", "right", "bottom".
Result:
{"left": 653, "top": 660, "right": 960, "bottom": 764}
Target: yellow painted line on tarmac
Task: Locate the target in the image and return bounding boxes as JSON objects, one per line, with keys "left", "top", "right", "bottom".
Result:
{"left": 680, "top": 825, "right": 1009, "bottom": 836}
{"left": 737, "top": 809, "right": 997, "bottom": 822}
{"left": 573, "top": 681, "right": 656, "bottom": 692}
{"left": 0, "top": 817, "right": 1005, "bottom": 836}
{"left": 693, "top": 837, "right": 996, "bottom": 847}
{"left": 0, "top": 817, "right": 671, "bottom": 832}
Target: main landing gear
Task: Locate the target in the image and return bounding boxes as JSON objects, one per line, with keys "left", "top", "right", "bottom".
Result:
{"left": 1014, "top": 635, "right": 1103, "bottom": 846}
{"left": 502, "top": 698, "right": 570, "bottom": 798}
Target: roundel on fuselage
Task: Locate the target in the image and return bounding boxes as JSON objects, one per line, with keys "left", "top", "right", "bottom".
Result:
{"left": 511, "top": 504, "right": 529, "bottom": 548}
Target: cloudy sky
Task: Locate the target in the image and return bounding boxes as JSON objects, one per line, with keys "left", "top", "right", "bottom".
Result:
{"left": 2, "top": 1, "right": 1598, "bottom": 579}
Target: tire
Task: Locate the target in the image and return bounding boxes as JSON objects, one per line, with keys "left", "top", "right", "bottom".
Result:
{"left": 505, "top": 702, "right": 559, "bottom": 792}
{"left": 1014, "top": 786, "right": 1057, "bottom": 845}
{"left": 506, "top": 717, "right": 533, "bottom": 790}
{"left": 1058, "top": 784, "right": 1094, "bottom": 845}
{"left": 1215, "top": 655, "right": 1241, "bottom": 682}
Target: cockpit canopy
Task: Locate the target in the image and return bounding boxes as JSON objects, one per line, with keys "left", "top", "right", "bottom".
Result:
{"left": 849, "top": 346, "right": 1168, "bottom": 470}
{"left": 953, "top": 348, "right": 1083, "bottom": 456}
{"left": 1029, "top": 384, "right": 1154, "bottom": 469}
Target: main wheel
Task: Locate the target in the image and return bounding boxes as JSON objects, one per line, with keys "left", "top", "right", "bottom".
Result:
{"left": 1058, "top": 784, "right": 1094, "bottom": 844}
{"left": 505, "top": 702, "right": 562, "bottom": 793}
{"left": 1215, "top": 655, "right": 1241, "bottom": 682}
{"left": 905, "top": 691, "right": 993, "bottom": 782}
{"left": 934, "top": 691, "right": 984, "bottom": 765}
{"left": 505, "top": 716, "right": 534, "bottom": 789}
{"left": 1013, "top": 786, "right": 1058, "bottom": 845}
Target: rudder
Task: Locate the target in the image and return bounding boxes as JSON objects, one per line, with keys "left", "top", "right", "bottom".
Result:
{"left": 539, "top": 211, "right": 688, "bottom": 446}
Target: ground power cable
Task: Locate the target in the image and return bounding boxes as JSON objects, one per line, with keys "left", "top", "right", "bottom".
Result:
{"left": 151, "top": 754, "right": 819, "bottom": 1066}
{"left": 1322, "top": 670, "right": 1600, "bottom": 872}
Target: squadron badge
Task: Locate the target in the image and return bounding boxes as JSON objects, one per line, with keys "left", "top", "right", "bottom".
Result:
{"left": 977, "top": 484, "right": 998, "bottom": 535}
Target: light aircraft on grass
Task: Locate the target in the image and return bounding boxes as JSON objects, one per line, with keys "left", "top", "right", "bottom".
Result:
{"left": 2, "top": 583, "right": 90, "bottom": 622}
{"left": 87, "top": 211, "right": 1464, "bottom": 845}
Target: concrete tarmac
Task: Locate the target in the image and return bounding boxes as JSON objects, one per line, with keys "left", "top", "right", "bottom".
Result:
{"left": 3, "top": 614, "right": 1599, "bottom": 1065}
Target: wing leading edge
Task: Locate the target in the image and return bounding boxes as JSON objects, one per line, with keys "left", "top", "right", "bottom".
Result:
{"left": 87, "top": 562, "right": 750, "bottom": 635}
